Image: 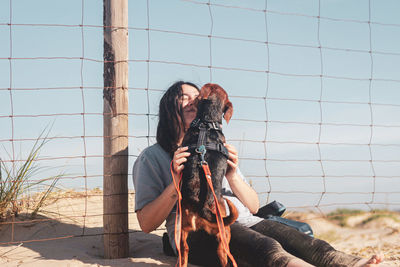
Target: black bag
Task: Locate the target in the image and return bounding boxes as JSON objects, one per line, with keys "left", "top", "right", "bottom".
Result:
{"left": 256, "top": 201, "right": 314, "bottom": 237}
{"left": 255, "top": 200, "right": 286, "bottom": 217}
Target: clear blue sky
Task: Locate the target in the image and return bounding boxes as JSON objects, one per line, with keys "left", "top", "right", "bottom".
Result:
{"left": 0, "top": 0, "right": 399, "bottom": 211}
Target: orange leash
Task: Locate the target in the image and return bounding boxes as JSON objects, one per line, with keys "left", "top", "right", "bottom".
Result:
{"left": 202, "top": 163, "right": 238, "bottom": 267}
{"left": 170, "top": 161, "right": 183, "bottom": 267}
{"left": 171, "top": 160, "right": 237, "bottom": 267}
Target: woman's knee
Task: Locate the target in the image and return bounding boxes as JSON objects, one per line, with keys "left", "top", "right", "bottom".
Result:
{"left": 230, "top": 223, "right": 294, "bottom": 267}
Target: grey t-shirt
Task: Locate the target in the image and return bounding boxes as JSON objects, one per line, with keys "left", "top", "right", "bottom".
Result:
{"left": 132, "top": 143, "right": 262, "bottom": 251}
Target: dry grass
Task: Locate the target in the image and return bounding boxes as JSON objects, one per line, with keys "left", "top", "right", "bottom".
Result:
{"left": 326, "top": 208, "right": 366, "bottom": 227}
{"left": 315, "top": 230, "right": 341, "bottom": 243}
{"left": 0, "top": 132, "right": 62, "bottom": 222}
{"left": 326, "top": 209, "right": 400, "bottom": 228}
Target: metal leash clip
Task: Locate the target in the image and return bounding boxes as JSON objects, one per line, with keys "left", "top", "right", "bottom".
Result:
{"left": 195, "top": 145, "right": 207, "bottom": 164}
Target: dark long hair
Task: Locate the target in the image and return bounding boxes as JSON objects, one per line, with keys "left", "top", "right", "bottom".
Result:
{"left": 156, "top": 81, "right": 199, "bottom": 156}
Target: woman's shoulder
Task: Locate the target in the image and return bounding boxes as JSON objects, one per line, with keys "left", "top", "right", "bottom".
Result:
{"left": 132, "top": 143, "right": 172, "bottom": 185}
{"left": 136, "top": 143, "right": 170, "bottom": 162}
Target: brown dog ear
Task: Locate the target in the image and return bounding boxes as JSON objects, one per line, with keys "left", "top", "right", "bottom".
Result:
{"left": 199, "top": 83, "right": 212, "bottom": 99}
{"left": 223, "top": 101, "right": 233, "bottom": 123}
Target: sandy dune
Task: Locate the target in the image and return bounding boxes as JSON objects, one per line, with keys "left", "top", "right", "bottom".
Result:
{"left": 0, "top": 192, "right": 399, "bottom": 266}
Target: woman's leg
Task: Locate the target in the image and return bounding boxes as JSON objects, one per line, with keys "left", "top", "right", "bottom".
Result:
{"left": 228, "top": 222, "right": 294, "bottom": 266}
{"left": 185, "top": 220, "right": 386, "bottom": 267}
{"left": 186, "top": 223, "right": 309, "bottom": 267}
{"left": 250, "top": 219, "right": 363, "bottom": 266}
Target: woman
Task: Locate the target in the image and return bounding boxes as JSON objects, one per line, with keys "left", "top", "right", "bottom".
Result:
{"left": 133, "top": 81, "right": 386, "bottom": 266}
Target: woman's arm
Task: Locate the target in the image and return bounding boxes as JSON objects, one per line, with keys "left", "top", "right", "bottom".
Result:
{"left": 136, "top": 183, "right": 177, "bottom": 233}
{"left": 136, "top": 146, "right": 190, "bottom": 233}
{"left": 224, "top": 143, "right": 260, "bottom": 214}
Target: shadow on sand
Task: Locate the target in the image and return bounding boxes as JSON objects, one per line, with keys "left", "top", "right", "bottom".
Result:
{"left": 0, "top": 213, "right": 180, "bottom": 266}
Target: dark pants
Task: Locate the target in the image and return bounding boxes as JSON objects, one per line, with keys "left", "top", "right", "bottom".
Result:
{"left": 186, "top": 220, "right": 362, "bottom": 267}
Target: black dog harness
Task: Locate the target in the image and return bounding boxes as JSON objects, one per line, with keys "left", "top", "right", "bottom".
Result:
{"left": 182, "top": 119, "right": 238, "bottom": 267}
{"left": 187, "top": 118, "right": 229, "bottom": 162}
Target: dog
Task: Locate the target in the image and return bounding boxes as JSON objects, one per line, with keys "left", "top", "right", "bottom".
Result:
{"left": 178, "top": 83, "right": 239, "bottom": 267}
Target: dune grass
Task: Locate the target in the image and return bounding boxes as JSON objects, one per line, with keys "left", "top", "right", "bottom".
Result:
{"left": 360, "top": 211, "right": 400, "bottom": 225}
{"left": 327, "top": 208, "right": 365, "bottom": 227}
{"left": 0, "top": 133, "right": 62, "bottom": 221}
{"left": 327, "top": 208, "right": 400, "bottom": 227}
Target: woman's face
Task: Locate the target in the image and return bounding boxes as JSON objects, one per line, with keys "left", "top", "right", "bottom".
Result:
{"left": 180, "top": 84, "right": 199, "bottom": 130}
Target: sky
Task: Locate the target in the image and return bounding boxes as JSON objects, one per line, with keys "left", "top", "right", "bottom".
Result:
{"left": 0, "top": 0, "right": 399, "bottom": 212}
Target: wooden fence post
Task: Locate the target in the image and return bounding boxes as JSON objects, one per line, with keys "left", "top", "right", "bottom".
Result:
{"left": 103, "top": 0, "right": 129, "bottom": 259}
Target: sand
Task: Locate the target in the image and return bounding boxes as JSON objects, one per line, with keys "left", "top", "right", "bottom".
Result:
{"left": 0, "top": 191, "right": 399, "bottom": 266}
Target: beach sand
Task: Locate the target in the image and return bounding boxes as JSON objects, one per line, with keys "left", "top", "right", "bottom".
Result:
{"left": 0, "top": 191, "right": 399, "bottom": 266}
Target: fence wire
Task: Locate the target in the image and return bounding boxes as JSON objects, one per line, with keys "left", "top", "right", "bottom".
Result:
{"left": 0, "top": 0, "right": 399, "bottom": 247}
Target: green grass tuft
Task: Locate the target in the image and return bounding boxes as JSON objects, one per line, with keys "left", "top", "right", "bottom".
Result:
{"left": 326, "top": 209, "right": 400, "bottom": 227}
{"left": 327, "top": 209, "right": 365, "bottom": 227}
{"left": 0, "top": 130, "right": 62, "bottom": 221}
{"left": 361, "top": 212, "right": 400, "bottom": 225}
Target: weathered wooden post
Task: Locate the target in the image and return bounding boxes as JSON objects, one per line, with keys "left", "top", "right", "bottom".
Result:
{"left": 103, "top": 0, "right": 129, "bottom": 259}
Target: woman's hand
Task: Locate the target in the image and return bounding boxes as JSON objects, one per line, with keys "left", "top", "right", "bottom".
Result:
{"left": 172, "top": 146, "right": 190, "bottom": 180}
{"left": 224, "top": 143, "right": 239, "bottom": 180}
{"left": 223, "top": 143, "right": 260, "bottom": 214}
